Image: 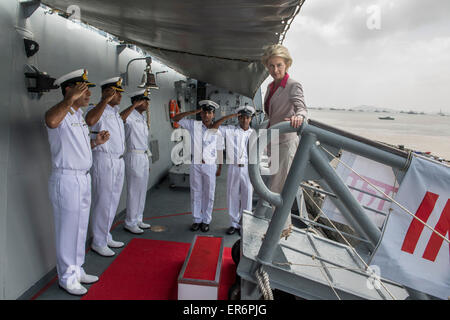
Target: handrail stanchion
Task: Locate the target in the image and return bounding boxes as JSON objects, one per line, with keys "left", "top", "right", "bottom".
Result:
{"left": 254, "top": 129, "right": 316, "bottom": 265}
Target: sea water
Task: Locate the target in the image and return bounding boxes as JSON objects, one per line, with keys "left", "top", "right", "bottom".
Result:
{"left": 308, "top": 109, "right": 450, "bottom": 160}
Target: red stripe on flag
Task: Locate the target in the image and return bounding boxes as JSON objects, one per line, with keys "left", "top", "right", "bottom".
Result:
{"left": 422, "top": 199, "right": 450, "bottom": 262}
{"left": 401, "top": 192, "right": 439, "bottom": 254}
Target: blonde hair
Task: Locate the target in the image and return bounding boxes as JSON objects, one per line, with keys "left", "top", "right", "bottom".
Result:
{"left": 261, "top": 44, "right": 293, "bottom": 69}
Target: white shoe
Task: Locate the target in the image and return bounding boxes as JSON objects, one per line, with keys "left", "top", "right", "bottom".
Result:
{"left": 91, "top": 244, "right": 115, "bottom": 257}
{"left": 59, "top": 281, "right": 88, "bottom": 296}
{"left": 138, "top": 221, "right": 151, "bottom": 229}
{"left": 124, "top": 224, "right": 144, "bottom": 234}
{"left": 107, "top": 239, "right": 124, "bottom": 248}
{"left": 80, "top": 273, "right": 99, "bottom": 284}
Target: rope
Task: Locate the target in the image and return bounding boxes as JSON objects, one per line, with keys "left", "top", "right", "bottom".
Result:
{"left": 304, "top": 240, "right": 342, "bottom": 300}
{"left": 318, "top": 266, "right": 342, "bottom": 300}
{"left": 306, "top": 226, "right": 322, "bottom": 237}
{"left": 255, "top": 266, "right": 273, "bottom": 300}
{"left": 261, "top": 268, "right": 273, "bottom": 300}
{"left": 302, "top": 188, "right": 397, "bottom": 300}
{"left": 319, "top": 145, "right": 450, "bottom": 245}
{"left": 146, "top": 108, "right": 151, "bottom": 130}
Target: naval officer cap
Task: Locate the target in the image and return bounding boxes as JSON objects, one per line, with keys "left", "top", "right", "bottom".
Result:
{"left": 236, "top": 105, "right": 255, "bottom": 116}
{"left": 130, "top": 89, "right": 150, "bottom": 102}
{"left": 199, "top": 100, "right": 220, "bottom": 112}
{"left": 100, "top": 76, "right": 125, "bottom": 92}
{"left": 54, "top": 69, "right": 96, "bottom": 91}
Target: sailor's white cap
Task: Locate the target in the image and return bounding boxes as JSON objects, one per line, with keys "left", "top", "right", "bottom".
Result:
{"left": 129, "top": 89, "right": 150, "bottom": 101}
{"left": 199, "top": 100, "right": 220, "bottom": 111}
{"left": 54, "top": 68, "right": 96, "bottom": 87}
{"left": 100, "top": 76, "right": 124, "bottom": 92}
{"left": 236, "top": 105, "right": 255, "bottom": 116}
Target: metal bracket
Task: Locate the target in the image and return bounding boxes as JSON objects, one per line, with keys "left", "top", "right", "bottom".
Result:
{"left": 20, "top": 0, "right": 41, "bottom": 19}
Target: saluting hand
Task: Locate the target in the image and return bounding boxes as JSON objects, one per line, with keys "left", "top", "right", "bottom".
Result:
{"left": 132, "top": 99, "right": 144, "bottom": 108}
{"left": 101, "top": 87, "right": 116, "bottom": 104}
{"left": 65, "top": 83, "right": 88, "bottom": 103}
{"left": 95, "top": 130, "right": 110, "bottom": 145}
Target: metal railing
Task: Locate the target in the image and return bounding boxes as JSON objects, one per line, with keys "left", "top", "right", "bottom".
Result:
{"left": 247, "top": 119, "right": 428, "bottom": 299}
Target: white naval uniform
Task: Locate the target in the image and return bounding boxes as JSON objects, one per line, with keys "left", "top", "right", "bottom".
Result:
{"left": 46, "top": 107, "right": 92, "bottom": 288}
{"left": 124, "top": 109, "right": 151, "bottom": 228}
{"left": 178, "top": 118, "right": 221, "bottom": 225}
{"left": 219, "top": 125, "right": 254, "bottom": 229}
{"left": 87, "top": 104, "right": 125, "bottom": 248}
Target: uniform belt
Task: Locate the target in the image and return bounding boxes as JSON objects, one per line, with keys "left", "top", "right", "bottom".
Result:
{"left": 127, "top": 149, "right": 148, "bottom": 155}
{"left": 93, "top": 150, "right": 124, "bottom": 159}
{"left": 237, "top": 164, "right": 245, "bottom": 167}
{"left": 53, "top": 168, "right": 90, "bottom": 176}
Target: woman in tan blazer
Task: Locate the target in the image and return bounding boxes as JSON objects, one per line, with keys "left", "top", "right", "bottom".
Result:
{"left": 261, "top": 44, "right": 308, "bottom": 229}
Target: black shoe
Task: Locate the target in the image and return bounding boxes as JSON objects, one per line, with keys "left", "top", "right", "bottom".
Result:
{"left": 226, "top": 227, "right": 236, "bottom": 235}
{"left": 190, "top": 223, "right": 200, "bottom": 231}
{"left": 200, "top": 223, "right": 209, "bottom": 232}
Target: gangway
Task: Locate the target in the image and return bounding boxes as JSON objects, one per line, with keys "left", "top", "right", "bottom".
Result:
{"left": 236, "top": 119, "right": 430, "bottom": 300}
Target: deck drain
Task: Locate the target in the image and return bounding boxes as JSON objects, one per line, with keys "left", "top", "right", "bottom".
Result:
{"left": 150, "top": 225, "right": 167, "bottom": 232}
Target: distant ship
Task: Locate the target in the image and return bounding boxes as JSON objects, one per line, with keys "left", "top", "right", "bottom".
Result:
{"left": 378, "top": 116, "right": 395, "bottom": 120}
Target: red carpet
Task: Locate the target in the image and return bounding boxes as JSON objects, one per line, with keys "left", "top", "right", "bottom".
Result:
{"left": 183, "top": 236, "right": 222, "bottom": 281}
{"left": 82, "top": 238, "right": 236, "bottom": 300}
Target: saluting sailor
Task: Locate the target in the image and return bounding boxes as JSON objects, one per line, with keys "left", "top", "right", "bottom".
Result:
{"left": 172, "top": 100, "right": 223, "bottom": 233}
{"left": 212, "top": 106, "right": 255, "bottom": 235}
{"left": 85, "top": 77, "right": 126, "bottom": 257}
{"left": 45, "top": 69, "right": 110, "bottom": 295}
{"left": 119, "top": 89, "right": 152, "bottom": 234}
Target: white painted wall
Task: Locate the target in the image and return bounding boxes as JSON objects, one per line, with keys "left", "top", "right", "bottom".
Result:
{"left": 0, "top": 1, "right": 187, "bottom": 299}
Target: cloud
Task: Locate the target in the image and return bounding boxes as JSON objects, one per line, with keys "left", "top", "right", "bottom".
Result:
{"left": 280, "top": 0, "right": 450, "bottom": 112}
{"left": 295, "top": 0, "right": 450, "bottom": 44}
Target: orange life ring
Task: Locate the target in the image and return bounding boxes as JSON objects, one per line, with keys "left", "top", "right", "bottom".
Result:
{"left": 169, "top": 99, "right": 180, "bottom": 128}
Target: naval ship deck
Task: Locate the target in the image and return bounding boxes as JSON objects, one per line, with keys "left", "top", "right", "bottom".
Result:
{"left": 29, "top": 165, "right": 240, "bottom": 300}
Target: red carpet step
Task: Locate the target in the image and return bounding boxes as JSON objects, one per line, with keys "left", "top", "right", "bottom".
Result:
{"left": 178, "top": 235, "right": 224, "bottom": 299}
{"left": 82, "top": 238, "right": 235, "bottom": 300}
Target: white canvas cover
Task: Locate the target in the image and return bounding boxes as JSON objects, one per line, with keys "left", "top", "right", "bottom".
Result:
{"left": 42, "top": 0, "right": 306, "bottom": 97}
{"left": 371, "top": 156, "right": 450, "bottom": 299}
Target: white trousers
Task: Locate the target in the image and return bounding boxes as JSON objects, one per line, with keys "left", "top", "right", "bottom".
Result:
{"left": 269, "top": 136, "right": 299, "bottom": 228}
{"left": 124, "top": 152, "right": 149, "bottom": 228}
{"left": 189, "top": 163, "right": 216, "bottom": 224}
{"left": 48, "top": 171, "right": 91, "bottom": 287}
{"left": 91, "top": 152, "right": 125, "bottom": 247}
{"left": 227, "top": 165, "right": 253, "bottom": 229}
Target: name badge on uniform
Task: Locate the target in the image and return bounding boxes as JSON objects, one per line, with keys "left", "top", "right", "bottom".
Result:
{"left": 71, "top": 122, "right": 88, "bottom": 127}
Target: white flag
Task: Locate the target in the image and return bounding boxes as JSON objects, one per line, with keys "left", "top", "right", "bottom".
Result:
{"left": 371, "top": 156, "right": 450, "bottom": 299}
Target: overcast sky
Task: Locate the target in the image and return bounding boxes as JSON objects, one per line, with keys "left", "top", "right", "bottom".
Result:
{"left": 268, "top": 0, "right": 450, "bottom": 113}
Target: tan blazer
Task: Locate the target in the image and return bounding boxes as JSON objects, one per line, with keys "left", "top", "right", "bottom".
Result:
{"left": 263, "top": 77, "right": 308, "bottom": 143}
